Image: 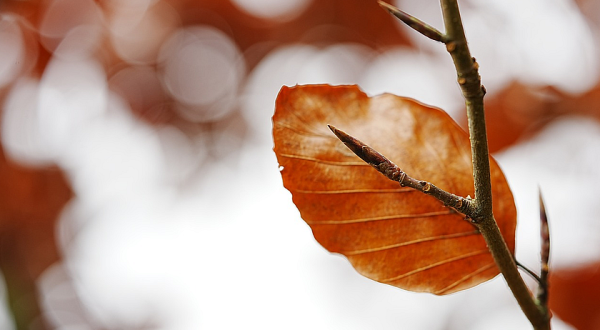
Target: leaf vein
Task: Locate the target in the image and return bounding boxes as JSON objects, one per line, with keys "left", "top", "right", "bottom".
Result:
{"left": 434, "top": 263, "right": 496, "bottom": 295}
{"left": 292, "top": 188, "right": 414, "bottom": 194}
{"left": 277, "top": 122, "right": 335, "bottom": 139}
{"left": 279, "top": 153, "right": 367, "bottom": 166}
{"left": 343, "top": 230, "right": 480, "bottom": 255}
{"left": 306, "top": 210, "right": 454, "bottom": 225}
{"left": 380, "top": 249, "right": 490, "bottom": 283}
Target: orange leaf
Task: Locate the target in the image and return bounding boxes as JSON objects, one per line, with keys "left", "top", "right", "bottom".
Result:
{"left": 273, "top": 84, "right": 516, "bottom": 295}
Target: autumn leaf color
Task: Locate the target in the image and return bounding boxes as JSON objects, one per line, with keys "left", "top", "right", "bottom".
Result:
{"left": 273, "top": 84, "right": 516, "bottom": 295}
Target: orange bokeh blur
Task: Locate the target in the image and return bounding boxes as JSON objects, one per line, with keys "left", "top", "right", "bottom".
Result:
{"left": 1, "top": 0, "right": 600, "bottom": 329}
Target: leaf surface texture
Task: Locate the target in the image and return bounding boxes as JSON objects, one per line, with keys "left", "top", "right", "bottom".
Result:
{"left": 273, "top": 84, "right": 516, "bottom": 295}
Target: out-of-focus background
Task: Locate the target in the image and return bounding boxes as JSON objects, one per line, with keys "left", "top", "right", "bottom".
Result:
{"left": 1, "top": 0, "right": 600, "bottom": 329}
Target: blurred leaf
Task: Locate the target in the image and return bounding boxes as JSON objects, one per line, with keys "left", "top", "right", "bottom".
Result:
{"left": 465, "top": 80, "right": 600, "bottom": 154}
{"left": 460, "top": 82, "right": 563, "bottom": 153}
{"left": 550, "top": 262, "right": 600, "bottom": 330}
{"left": 273, "top": 84, "right": 516, "bottom": 295}
{"left": 0, "top": 148, "right": 73, "bottom": 329}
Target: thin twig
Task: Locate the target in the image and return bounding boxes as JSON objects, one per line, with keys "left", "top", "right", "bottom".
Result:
{"left": 379, "top": 0, "right": 550, "bottom": 328}
{"left": 328, "top": 125, "right": 472, "bottom": 215}
{"left": 516, "top": 260, "right": 542, "bottom": 285}
{"left": 439, "top": 1, "right": 549, "bottom": 328}
{"left": 378, "top": 1, "right": 448, "bottom": 43}
{"left": 538, "top": 189, "right": 550, "bottom": 312}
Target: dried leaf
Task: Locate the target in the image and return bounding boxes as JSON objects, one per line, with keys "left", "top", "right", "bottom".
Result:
{"left": 273, "top": 84, "right": 516, "bottom": 295}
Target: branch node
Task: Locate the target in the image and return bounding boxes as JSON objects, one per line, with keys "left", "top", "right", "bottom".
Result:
{"left": 399, "top": 172, "right": 407, "bottom": 187}
{"left": 446, "top": 41, "right": 456, "bottom": 52}
{"left": 420, "top": 181, "right": 431, "bottom": 191}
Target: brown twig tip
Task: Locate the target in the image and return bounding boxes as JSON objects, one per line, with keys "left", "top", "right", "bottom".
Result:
{"left": 327, "top": 125, "right": 397, "bottom": 177}
{"left": 327, "top": 125, "right": 369, "bottom": 160}
{"left": 538, "top": 188, "right": 550, "bottom": 311}
{"left": 539, "top": 190, "right": 550, "bottom": 267}
{"left": 377, "top": 0, "right": 447, "bottom": 43}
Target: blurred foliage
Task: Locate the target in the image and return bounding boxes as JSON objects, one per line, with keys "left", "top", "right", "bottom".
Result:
{"left": 0, "top": 0, "right": 599, "bottom": 329}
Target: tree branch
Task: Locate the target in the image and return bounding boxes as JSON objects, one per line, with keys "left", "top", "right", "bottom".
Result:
{"left": 439, "top": 0, "right": 488, "bottom": 214}
{"left": 375, "top": 0, "right": 551, "bottom": 328}
{"left": 439, "top": 1, "right": 549, "bottom": 328}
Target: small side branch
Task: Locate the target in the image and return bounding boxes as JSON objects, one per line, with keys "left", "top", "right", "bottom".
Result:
{"left": 328, "top": 125, "right": 472, "bottom": 215}
{"left": 538, "top": 189, "right": 550, "bottom": 313}
{"left": 378, "top": 1, "right": 448, "bottom": 43}
{"left": 516, "top": 260, "right": 542, "bottom": 285}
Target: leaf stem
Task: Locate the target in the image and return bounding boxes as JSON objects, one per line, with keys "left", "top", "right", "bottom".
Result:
{"left": 439, "top": 0, "right": 549, "bottom": 328}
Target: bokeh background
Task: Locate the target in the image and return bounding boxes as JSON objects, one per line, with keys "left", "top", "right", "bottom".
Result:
{"left": 1, "top": 0, "right": 600, "bottom": 329}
